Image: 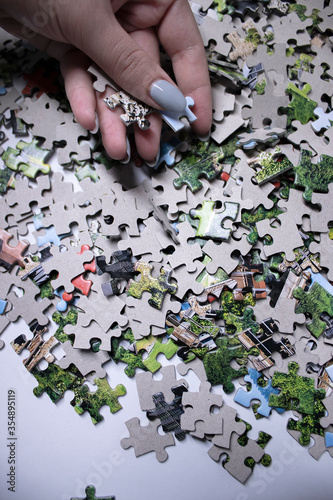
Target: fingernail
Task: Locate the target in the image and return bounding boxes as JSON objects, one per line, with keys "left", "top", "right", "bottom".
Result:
{"left": 197, "top": 131, "right": 211, "bottom": 142}
{"left": 150, "top": 80, "right": 186, "bottom": 113}
{"left": 90, "top": 113, "right": 99, "bottom": 134}
{"left": 146, "top": 149, "right": 161, "bottom": 169}
{"left": 120, "top": 137, "right": 131, "bottom": 164}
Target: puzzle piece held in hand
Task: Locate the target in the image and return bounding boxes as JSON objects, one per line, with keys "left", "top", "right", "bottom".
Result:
{"left": 104, "top": 91, "right": 152, "bottom": 130}
{"left": 159, "top": 96, "right": 197, "bottom": 132}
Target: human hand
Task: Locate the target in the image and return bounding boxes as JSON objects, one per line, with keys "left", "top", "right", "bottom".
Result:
{"left": 0, "top": 0, "right": 212, "bottom": 163}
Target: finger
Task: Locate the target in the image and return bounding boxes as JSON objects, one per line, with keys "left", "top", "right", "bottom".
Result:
{"left": 64, "top": 2, "right": 187, "bottom": 113}
{"left": 157, "top": 0, "right": 212, "bottom": 136}
{"left": 60, "top": 49, "right": 97, "bottom": 131}
{"left": 96, "top": 89, "right": 128, "bottom": 161}
{"left": 129, "top": 28, "right": 162, "bottom": 162}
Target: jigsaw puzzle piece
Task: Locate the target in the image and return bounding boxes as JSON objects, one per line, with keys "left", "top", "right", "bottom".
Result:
{"left": 173, "top": 140, "right": 225, "bottom": 192}
{"left": 293, "top": 282, "right": 333, "bottom": 338}
{"left": 2, "top": 138, "right": 51, "bottom": 178}
{"left": 136, "top": 365, "right": 188, "bottom": 411}
{"left": 70, "top": 485, "right": 115, "bottom": 500}
{"left": 269, "top": 361, "right": 325, "bottom": 414}
{"left": 32, "top": 363, "right": 83, "bottom": 403}
{"left": 0, "top": 227, "right": 29, "bottom": 270}
{"left": 190, "top": 200, "right": 239, "bottom": 241}
{"left": 147, "top": 384, "right": 187, "bottom": 441}
{"left": 208, "top": 432, "right": 265, "bottom": 484}
{"left": 181, "top": 381, "right": 223, "bottom": 436}
{"left": 234, "top": 367, "right": 282, "bottom": 417}
{"left": 71, "top": 377, "right": 126, "bottom": 424}
{"left": 126, "top": 261, "right": 177, "bottom": 310}
{"left": 58, "top": 340, "right": 111, "bottom": 378}
{"left": 121, "top": 417, "right": 175, "bottom": 462}
{"left": 159, "top": 96, "right": 196, "bottom": 132}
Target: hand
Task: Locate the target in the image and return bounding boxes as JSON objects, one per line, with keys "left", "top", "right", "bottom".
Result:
{"left": 0, "top": 0, "right": 212, "bottom": 162}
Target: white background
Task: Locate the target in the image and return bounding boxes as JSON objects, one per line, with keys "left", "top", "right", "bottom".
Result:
{"left": 1, "top": 318, "right": 333, "bottom": 500}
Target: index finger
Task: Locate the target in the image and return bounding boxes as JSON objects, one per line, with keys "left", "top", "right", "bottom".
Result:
{"left": 157, "top": 0, "right": 212, "bottom": 137}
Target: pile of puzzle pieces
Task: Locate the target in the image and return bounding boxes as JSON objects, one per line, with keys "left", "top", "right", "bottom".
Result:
{"left": 1, "top": 0, "right": 333, "bottom": 489}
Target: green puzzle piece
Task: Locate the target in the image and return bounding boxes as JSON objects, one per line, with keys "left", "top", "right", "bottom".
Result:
{"left": 287, "top": 398, "right": 326, "bottom": 446}
{"left": 126, "top": 261, "right": 177, "bottom": 309}
{"left": 140, "top": 335, "right": 178, "bottom": 373}
{"left": 112, "top": 331, "right": 178, "bottom": 376}
{"left": 241, "top": 201, "right": 283, "bottom": 245}
{"left": 202, "top": 336, "right": 258, "bottom": 393}
{"left": 111, "top": 329, "right": 148, "bottom": 377}
{"left": 225, "top": 306, "right": 260, "bottom": 334}
{"left": 2, "top": 138, "right": 51, "bottom": 178}
{"left": 75, "top": 161, "right": 99, "bottom": 182}
{"left": 71, "top": 485, "right": 115, "bottom": 500}
{"left": 293, "top": 281, "right": 333, "bottom": 338}
{"left": 293, "top": 149, "right": 333, "bottom": 202}
{"left": 32, "top": 363, "right": 83, "bottom": 403}
{"left": 53, "top": 308, "right": 78, "bottom": 343}
{"left": 0, "top": 166, "right": 13, "bottom": 194}
{"left": 71, "top": 377, "right": 126, "bottom": 424}
{"left": 172, "top": 140, "right": 225, "bottom": 192}
{"left": 286, "top": 82, "right": 317, "bottom": 125}
{"left": 269, "top": 361, "right": 325, "bottom": 414}
{"left": 250, "top": 146, "right": 294, "bottom": 185}
{"left": 190, "top": 200, "right": 239, "bottom": 241}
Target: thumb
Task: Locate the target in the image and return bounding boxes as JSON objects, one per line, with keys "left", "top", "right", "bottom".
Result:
{"left": 67, "top": 3, "right": 187, "bottom": 113}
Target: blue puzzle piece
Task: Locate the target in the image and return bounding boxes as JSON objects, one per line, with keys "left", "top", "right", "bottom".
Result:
{"left": 0, "top": 299, "right": 7, "bottom": 315}
{"left": 159, "top": 96, "right": 197, "bottom": 132}
{"left": 153, "top": 135, "right": 183, "bottom": 170}
{"left": 325, "top": 431, "right": 333, "bottom": 448}
{"left": 234, "top": 367, "right": 283, "bottom": 417}
{"left": 34, "top": 216, "right": 71, "bottom": 247}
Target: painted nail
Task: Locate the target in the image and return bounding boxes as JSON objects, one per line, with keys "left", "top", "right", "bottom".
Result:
{"left": 120, "top": 137, "right": 131, "bottom": 164}
{"left": 90, "top": 113, "right": 99, "bottom": 134}
{"left": 150, "top": 80, "right": 186, "bottom": 113}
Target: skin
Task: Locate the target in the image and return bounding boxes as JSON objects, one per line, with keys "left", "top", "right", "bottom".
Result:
{"left": 0, "top": 0, "right": 212, "bottom": 162}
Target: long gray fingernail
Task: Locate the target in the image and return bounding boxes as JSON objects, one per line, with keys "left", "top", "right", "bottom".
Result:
{"left": 150, "top": 80, "right": 186, "bottom": 112}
